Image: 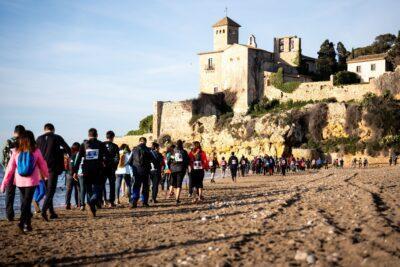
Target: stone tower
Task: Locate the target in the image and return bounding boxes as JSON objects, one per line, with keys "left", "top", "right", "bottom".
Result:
{"left": 274, "top": 36, "right": 301, "bottom": 67}
{"left": 212, "top": 17, "right": 241, "bottom": 51}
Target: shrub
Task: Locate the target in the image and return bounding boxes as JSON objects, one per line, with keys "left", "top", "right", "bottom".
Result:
{"left": 270, "top": 67, "right": 301, "bottom": 93}
{"left": 333, "top": 71, "right": 360, "bottom": 85}
{"left": 280, "top": 81, "right": 301, "bottom": 93}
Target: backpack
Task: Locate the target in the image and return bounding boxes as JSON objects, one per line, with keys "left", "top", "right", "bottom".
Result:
{"left": 131, "top": 146, "right": 145, "bottom": 167}
{"left": 17, "top": 151, "right": 35, "bottom": 176}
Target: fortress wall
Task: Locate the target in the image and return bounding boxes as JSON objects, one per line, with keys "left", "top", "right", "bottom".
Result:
{"left": 153, "top": 101, "right": 193, "bottom": 140}
{"left": 264, "top": 81, "right": 379, "bottom": 103}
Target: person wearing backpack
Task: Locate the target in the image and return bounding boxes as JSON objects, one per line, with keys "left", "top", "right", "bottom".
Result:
{"left": 168, "top": 140, "right": 189, "bottom": 205}
{"left": 1, "top": 130, "right": 49, "bottom": 233}
{"left": 128, "top": 137, "right": 152, "bottom": 208}
{"left": 102, "top": 130, "right": 119, "bottom": 207}
{"left": 188, "top": 141, "right": 208, "bottom": 203}
{"left": 115, "top": 144, "right": 132, "bottom": 205}
{"left": 228, "top": 152, "right": 239, "bottom": 182}
{"left": 150, "top": 142, "right": 164, "bottom": 203}
{"left": 36, "top": 123, "right": 71, "bottom": 221}
{"left": 73, "top": 128, "right": 107, "bottom": 217}
{"left": 1, "top": 125, "right": 25, "bottom": 221}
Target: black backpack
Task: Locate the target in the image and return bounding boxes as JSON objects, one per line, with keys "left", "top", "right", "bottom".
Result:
{"left": 131, "top": 146, "right": 145, "bottom": 167}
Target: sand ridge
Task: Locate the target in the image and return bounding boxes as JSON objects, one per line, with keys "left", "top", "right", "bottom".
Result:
{"left": 0, "top": 166, "right": 399, "bottom": 266}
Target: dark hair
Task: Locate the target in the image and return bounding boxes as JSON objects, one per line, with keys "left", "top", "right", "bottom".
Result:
{"left": 14, "top": 125, "right": 25, "bottom": 136}
{"left": 120, "top": 143, "right": 130, "bottom": 153}
{"left": 152, "top": 142, "right": 159, "bottom": 150}
{"left": 18, "top": 130, "right": 36, "bottom": 153}
{"left": 71, "top": 142, "right": 80, "bottom": 153}
{"left": 231, "top": 152, "right": 235, "bottom": 156}
{"left": 44, "top": 123, "right": 55, "bottom": 131}
{"left": 176, "top": 140, "right": 184, "bottom": 149}
{"left": 193, "top": 141, "right": 201, "bottom": 150}
{"left": 139, "top": 137, "right": 147, "bottom": 143}
{"left": 88, "top": 128, "right": 98, "bottom": 138}
{"left": 106, "top": 130, "right": 115, "bottom": 139}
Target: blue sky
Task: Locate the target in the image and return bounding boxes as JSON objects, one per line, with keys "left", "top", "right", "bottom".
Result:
{"left": 0, "top": 0, "right": 399, "bottom": 144}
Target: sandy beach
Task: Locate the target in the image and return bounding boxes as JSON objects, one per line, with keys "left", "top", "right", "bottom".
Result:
{"left": 0, "top": 166, "right": 399, "bottom": 266}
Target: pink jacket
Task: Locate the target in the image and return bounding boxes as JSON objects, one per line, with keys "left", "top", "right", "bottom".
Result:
{"left": 1, "top": 148, "right": 49, "bottom": 191}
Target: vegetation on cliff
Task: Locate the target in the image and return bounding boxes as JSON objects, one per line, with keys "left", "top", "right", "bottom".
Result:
{"left": 333, "top": 71, "right": 360, "bottom": 85}
{"left": 126, "top": 115, "right": 153, "bottom": 135}
{"left": 269, "top": 67, "right": 300, "bottom": 93}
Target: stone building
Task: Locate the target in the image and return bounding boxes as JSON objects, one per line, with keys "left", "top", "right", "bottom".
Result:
{"left": 198, "top": 16, "right": 316, "bottom": 113}
{"left": 347, "top": 53, "right": 390, "bottom": 82}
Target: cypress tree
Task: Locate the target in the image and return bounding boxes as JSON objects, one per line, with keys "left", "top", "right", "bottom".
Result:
{"left": 316, "top": 39, "right": 338, "bottom": 80}
{"left": 337, "top": 42, "right": 350, "bottom": 71}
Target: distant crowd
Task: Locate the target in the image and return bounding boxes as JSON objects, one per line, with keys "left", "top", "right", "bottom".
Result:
{"left": 0, "top": 123, "right": 398, "bottom": 234}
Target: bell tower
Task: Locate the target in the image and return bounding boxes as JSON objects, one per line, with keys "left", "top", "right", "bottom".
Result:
{"left": 212, "top": 17, "right": 240, "bottom": 51}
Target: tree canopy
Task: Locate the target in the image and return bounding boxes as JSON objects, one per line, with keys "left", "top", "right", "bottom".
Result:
{"left": 316, "top": 39, "right": 337, "bottom": 80}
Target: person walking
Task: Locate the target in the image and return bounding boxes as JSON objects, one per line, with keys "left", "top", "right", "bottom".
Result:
{"left": 1, "top": 125, "right": 25, "bottom": 221}
{"left": 36, "top": 123, "right": 71, "bottom": 221}
{"left": 169, "top": 140, "right": 189, "bottom": 205}
{"left": 73, "top": 128, "right": 107, "bottom": 217}
{"left": 102, "top": 131, "right": 119, "bottom": 207}
{"left": 188, "top": 141, "right": 208, "bottom": 203}
{"left": 209, "top": 153, "right": 218, "bottom": 183}
{"left": 65, "top": 142, "right": 81, "bottom": 209}
{"left": 150, "top": 142, "right": 164, "bottom": 203}
{"left": 228, "top": 152, "right": 239, "bottom": 182}
{"left": 1, "top": 131, "right": 49, "bottom": 233}
{"left": 220, "top": 157, "right": 227, "bottom": 178}
{"left": 115, "top": 144, "right": 132, "bottom": 205}
{"left": 128, "top": 137, "right": 152, "bottom": 208}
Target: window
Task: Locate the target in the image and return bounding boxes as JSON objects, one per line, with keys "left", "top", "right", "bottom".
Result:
{"left": 207, "top": 58, "right": 214, "bottom": 70}
{"left": 356, "top": 65, "right": 361, "bottom": 73}
{"left": 223, "top": 29, "right": 225, "bottom": 33}
{"left": 216, "top": 30, "right": 218, "bottom": 34}
{"left": 371, "top": 64, "right": 376, "bottom": 71}
{"left": 214, "top": 87, "right": 218, "bottom": 93}
{"left": 290, "top": 38, "right": 294, "bottom": 51}
{"left": 279, "top": 39, "right": 284, "bottom": 52}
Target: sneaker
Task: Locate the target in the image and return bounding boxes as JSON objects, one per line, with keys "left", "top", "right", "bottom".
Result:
{"left": 80, "top": 205, "right": 86, "bottom": 211}
{"left": 49, "top": 213, "right": 59, "bottom": 220}
{"left": 17, "top": 224, "right": 26, "bottom": 235}
{"left": 66, "top": 204, "right": 71, "bottom": 210}
{"left": 25, "top": 224, "right": 33, "bottom": 232}
{"left": 153, "top": 199, "right": 158, "bottom": 204}
{"left": 142, "top": 203, "right": 150, "bottom": 208}
{"left": 130, "top": 202, "right": 137, "bottom": 209}
{"left": 176, "top": 199, "right": 181, "bottom": 206}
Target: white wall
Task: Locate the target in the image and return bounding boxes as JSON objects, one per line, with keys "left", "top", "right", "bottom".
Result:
{"left": 347, "top": 59, "right": 386, "bottom": 82}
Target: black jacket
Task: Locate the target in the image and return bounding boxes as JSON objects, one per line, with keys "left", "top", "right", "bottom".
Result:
{"left": 170, "top": 148, "right": 189, "bottom": 173}
{"left": 228, "top": 155, "right": 239, "bottom": 169}
{"left": 36, "top": 132, "right": 71, "bottom": 175}
{"left": 128, "top": 143, "right": 152, "bottom": 175}
{"left": 150, "top": 150, "right": 164, "bottom": 173}
{"left": 103, "top": 141, "right": 119, "bottom": 170}
{"left": 74, "top": 138, "right": 107, "bottom": 177}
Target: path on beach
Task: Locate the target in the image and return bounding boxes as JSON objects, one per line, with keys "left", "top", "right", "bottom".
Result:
{"left": 0, "top": 167, "right": 399, "bottom": 266}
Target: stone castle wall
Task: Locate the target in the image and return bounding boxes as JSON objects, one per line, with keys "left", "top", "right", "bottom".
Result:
{"left": 264, "top": 81, "right": 379, "bottom": 103}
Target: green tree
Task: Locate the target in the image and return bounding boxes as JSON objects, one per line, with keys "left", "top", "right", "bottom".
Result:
{"left": 387, "top": 31, "right": 400, "bottom": 68}
{"left": 337, "top": 42, "right": 350, "bottom": 71}
{"left": 316, "top": 39, "right": 337, "bottom": 80}
{"left": 126, "top": 114, "right": 153, "bottom": 135}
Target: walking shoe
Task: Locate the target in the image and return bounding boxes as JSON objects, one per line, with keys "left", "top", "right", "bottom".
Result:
{"left": 142, "top": 203, "right": 150, "bottom": 208}
{"left": 25, "top": 224, "right": 33, "bottom": 232}
{"left": 66, "top": 204, "right": 71, "bottom": 210}
{"left": 130, "top": 202, "right": 137, "bottom": 209}
{"left": 49, "top": 213, "right": 59, "bottom": 220}
{"left": 6, "top": 216, "right": 14, "bottom": 222}
{"left": 80, "top": 205, "right": 85, "bottom": 211}
{"left": 176, "top": 199, "right": 181, "bottom": 206}
{"left": 41, "top": 212, "right": 49, "bottom": 222}
{"left": 17, "top": 223, "right": 26, "bottom": 235}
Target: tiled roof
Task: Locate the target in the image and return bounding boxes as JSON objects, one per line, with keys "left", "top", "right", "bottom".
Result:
{"left": 212, "top": 17, "right": 241, "bottom": 28}
{"left": 347, "top": 53, "right": 387, "bottom": 63}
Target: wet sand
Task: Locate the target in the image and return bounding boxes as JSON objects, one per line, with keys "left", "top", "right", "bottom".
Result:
{"left": 0, "top": 166, "right": 399, "bottom": 266}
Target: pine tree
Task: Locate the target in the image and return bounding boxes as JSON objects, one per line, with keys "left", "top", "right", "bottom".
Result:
{"left": 316, "top": 39, "right": 337, "bottom": 80}
{"left": 387, "top": 31, "right": 400, "bottom": 69}
{"left": 337, "top": 42, "right": 350, "bottom": 71}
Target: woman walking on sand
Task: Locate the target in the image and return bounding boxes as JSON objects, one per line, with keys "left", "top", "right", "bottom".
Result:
{"left": 189, "top": 141, "right": 208, "bottom": 203}
{"left": 115, "top": 144, "right": 132, "bottom": 205}
{"left": 1, "top": 130, "right": 49, "bottom": 233}
{"left": 209, "top": 153, "right": 219, "bottom": 183}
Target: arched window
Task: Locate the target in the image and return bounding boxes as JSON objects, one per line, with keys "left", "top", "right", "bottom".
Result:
{"left": 223, "top": 29, "right": 225, "bottom": 33}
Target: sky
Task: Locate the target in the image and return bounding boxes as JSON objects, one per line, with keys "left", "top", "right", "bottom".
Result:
{"left": 0, "top": 0, "right": 399, "bottom": 144}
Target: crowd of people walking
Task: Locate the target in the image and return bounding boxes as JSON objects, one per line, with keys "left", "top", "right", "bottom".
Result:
{"left": 0, "top": 123, "right": 398, "bottom": 234}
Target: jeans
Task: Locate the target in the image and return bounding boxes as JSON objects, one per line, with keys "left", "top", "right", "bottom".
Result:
{"left": 33, "top": 180, "right": 46, "bottom": 203}
{"left": 131, "top": 173, "right": 149, "bottom": 204}
{"left": 42, "top": 171, "right": 59, "bottom": 215}
{"left": 79, "top": 176, "right": 87, "bottom": 206}
{"left": 150, "top": 171, "right": 161, "bottom": 201}
{"left": 18, "top": 186, "right": 35, "bottom": 227}
{"left": 83, "top": 174, "right": 101, "bottom": 210}
{"left": 230, "top": 167, "right": 238, "bottom": 180}
{"left": 103, "top": 168, "right": 116, "bottom": 204}
{"left": 116, "top": 174, "right": 131, "bottom": 202}
{"left": 5, "top": 184, "right": 16, "bottom": 220}
{"left": 65, "top": 174, "right": 80, "bottom": 206}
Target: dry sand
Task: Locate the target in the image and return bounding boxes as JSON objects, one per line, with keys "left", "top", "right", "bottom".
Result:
{"left": 0, "top": 166, "right": 399, "bottom": 266}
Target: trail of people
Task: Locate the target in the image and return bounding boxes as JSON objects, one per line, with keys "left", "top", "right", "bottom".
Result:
{"left": 0, "top": 166, "right": 399, "bottom": 266}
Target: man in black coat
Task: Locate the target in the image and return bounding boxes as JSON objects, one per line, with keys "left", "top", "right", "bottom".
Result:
{"left": 102, "top": 130, "right": 119, "bottom": 207}
{"left": 36, "top": 123, "right": 71, "bottom": 221}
